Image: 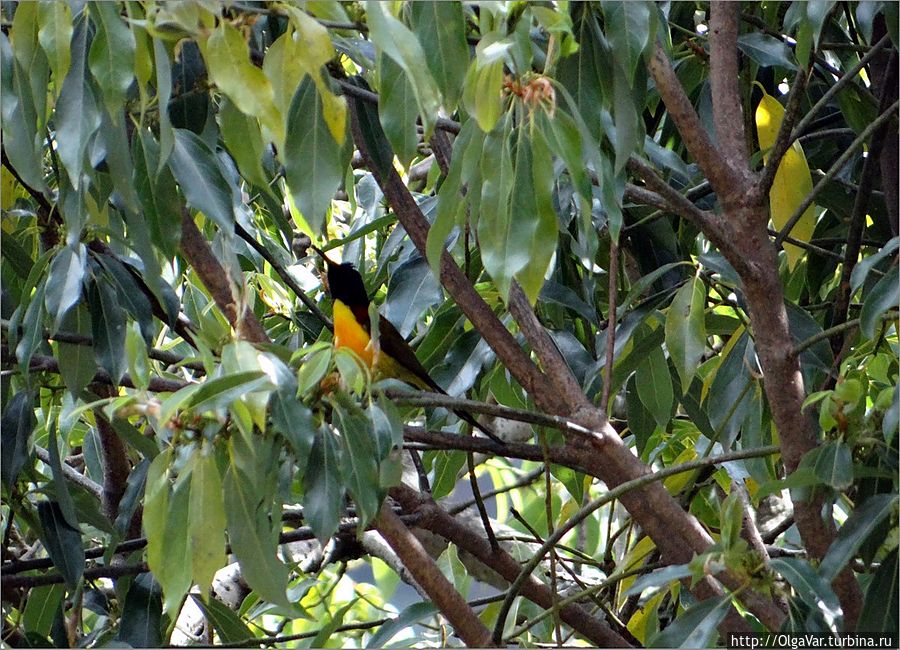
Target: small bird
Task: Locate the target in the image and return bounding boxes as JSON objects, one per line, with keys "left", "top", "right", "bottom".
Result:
{"left": 311, "top": 245, "right": 503, "bottom": 444}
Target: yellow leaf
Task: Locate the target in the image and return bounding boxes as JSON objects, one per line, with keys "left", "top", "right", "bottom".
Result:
{"left": 755, "top": 89, "right": 816, "bottom": 270}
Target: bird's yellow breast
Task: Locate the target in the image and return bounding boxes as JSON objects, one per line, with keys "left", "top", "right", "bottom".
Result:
{"left": 332, "top": 299, "right": 375, "bottom": 367}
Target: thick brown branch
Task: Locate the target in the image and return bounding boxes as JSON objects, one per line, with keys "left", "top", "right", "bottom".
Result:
{"left": 179, "top": 210, "right": 270, "bottom": 344}
{"left": 374, "top": 503, "right": 492, "bottom": 647}
{"left": 347, "top": 100, "right": 553, "bottom": 401}
{"left": 647, "top": 43, "right": 746, "bottom": 203}
{"left": 710, "top": 2, "right": 750, "bottom": 174}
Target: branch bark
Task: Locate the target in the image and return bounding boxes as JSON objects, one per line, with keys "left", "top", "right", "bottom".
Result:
{"left": 179, "top": 210, "right": 270, "bottom": 345}
{"left": 374, "top": 503, "right": 492, "bottom": 647}
{"left": 710, "top": 2, "right": 750, "bottom": 175}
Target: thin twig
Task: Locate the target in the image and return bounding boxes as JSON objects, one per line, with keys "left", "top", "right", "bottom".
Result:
{"left": 601, "top": 241, "right": 618, "bottom": 414}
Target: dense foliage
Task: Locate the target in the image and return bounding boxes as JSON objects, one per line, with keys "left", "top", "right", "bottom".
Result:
{"left": 1, "top": 1, "right": 897, "bottom": 647}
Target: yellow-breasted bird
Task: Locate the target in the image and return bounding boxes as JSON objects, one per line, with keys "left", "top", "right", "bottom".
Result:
{"left": 312, "top": 246, "right": 503, "bottom": 444}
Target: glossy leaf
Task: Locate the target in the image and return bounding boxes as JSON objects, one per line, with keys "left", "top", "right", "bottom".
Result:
{"left": 820, "top": 494, "right": 896, "bottom": 581}
{"left": 57, "top": 305, "right": 97, "bottom": 398}
{"left": 302, "top": 427, "right": 345, "bottom": 543}
{"left": 224, "top": 463, "right": 291, "bottom": 608}
{"left": 188, "top": 451, "right": 226, "bottom": 595}
{"left": 333, "top": 394, "right": 382, "bottom": 526}
{"left": 204, "top": 21, "right": 281, "bottom": 141}
{"left": 813, "top": 440, "right": 854, "bottom": 490}
{"left": 133, "top": 129, "right": 183, "bottom": 257}
{"left": 649, "top": 595, "right": 731, "bottom": 648}
{"left": 409, "top": 2, "right": 468, "bottom": 110}
{"left": 859, "top": 266, "right": 899, "bottom": 339}
{"left": 601, "top": 1, "right": 655, "bottom": 84}
{"left": 771, "top": 557, "right": 842, "bottom": 633}
{"left": 116, "top": 574, "right": 162, "bottom": 648}
{"left": 378, "top": 53, "right": 419, "bottom": 166}
{"left": 737, "top": 32, "right": 795, "bottom": 68}
{"left": 477, "top": 119, "right": 518, "bottom": 299}
{"left": 284, "top": 77, "right": 344, "bottom": 235}
{"left": 858, "top": 548, "right": 899, "bottom": 635}
{"left": 88, "top": 1, "right": 135, "bottom": 119}
{"left": 219, "top": 97, "right": 269, "bottom": 190}
{"left": 384, "top": 256, "right": 443, "bottom": 338}
{"left": 635, "top": 345, "right": 673, "bottom": 430}
{"left": 665, "top": 275, "right": 706, "bottom": 394}
{"left": 37, "top": 0, "right": 73, "bottom": 84}
{"left": 1, "top": 390, "right": 35, "bottom": 488}
{"left": 44, "top": 243, "right": 86, "bottom": 333}
{"left": 54, "top": 18, "right": 101, "bottom": 191}
{"left": 36, "top": 500, "right": 84, "bottom": 589}
{"left": 191, "top": 594, "right": 255, "bottom": 645}
{"left": 168, "top": 128, "right": 236, "bottom": 232}
{"left": 364, "top": 1, "right": 441, "bottom": 136}
{"left": 88, "top": 276, "right": 127, "bottom": 384}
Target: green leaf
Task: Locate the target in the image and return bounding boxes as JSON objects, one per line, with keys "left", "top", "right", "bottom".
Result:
{"left": 517, "top": 126, "right": 559, "bottom": 303}
{"left": 366, "top": 601, "right": 438, "bottom": 648}
{"left": 364, "top": 1, "right": 441, "bottom": 137}
{"left": 770, "top": 558, "right": 842, "bottom": 632}
{"left": 623, "top": 564, "right": 693, "bottom": 597}
{"left": 224, "top": 463, "right": 291, "bottom": 608}
{"left": 850, "top": 237, "right": 898, "bottom": 296}
{"left": 10, "top": 0, "right": 49, "bottom": 133}
{"left": 427, "top": 119, "right": 477, "bottom": 272}
{"left": 813, "top": 440, "right": 854, "bottom": 490}
{"left": 191, "top": 594, "right": 255, "bottom": 645}
{"left": 649, "top": 595, "right": 731, "bottom": 648}
{"left": 88, "top": 1, "right": 135, "bottom": 120}
{"left": 144, "top": 450, "right": 192, "bottom": 615}
{"left": 1, "top": 390, "right": 36, "bottom": 488}
{"left": 187, "top": 371, "right": 268, "bottom": 415}
{"left": 16, "top": 279, "right": 48, "bottom": 373}
{"left": 116, "top": 574, "right": 162, "bottom": 648}
{"left": 635, "top": 345, "right": 673, "bottom": 430}
{"left": 133, "top": 129, "right": 183, "bottom": 257}
{"left": 46, "top": 420, "right": 79, "bottom": 530}
{"left": 860, "top": 266, "right": 899, "bottom": 339}
{"left": 610, "top": 58, "right": 643, "bottom": 173}
{"left": 153, "top": 38, "right": 173, "bottom": 170}
{"left": 189, "top": 451, "right": 227, "bottom": 595}
{"left": 333, "top": 394, "right": 382, "bottom": 526}
{"left": 204, "top": 21, "right": 281, "bottom": 141}
{"left": 37, "top": 500, "right": 85, "bottom": 590}
{"left": 384, "top": 256, "right": 443, "bottom": 338}
{"left": 270, "top": 390, "right": 316, "bottom": 472}
{"left": 819, "top": 494, "right": 896, "bottom": 581}
{"left": 409, "top": 1, "right": 468, "bottom": 111}
{"left": 431, "top": 450, "right": 467, "bottom": 500}
{"left": 219, "top": 97, "right": 269, "bottom": 190}
{"left": 284, "top": 77, "right": 344, "bottom": 235}
{"left": 114, "top": 458, "right": 149, "bottom": 535}
{"left": 557, "top": 7, "right": 611, "bottom": 142}
{"left": 477, "top": 118, "right": 519, "bottom": 299}
{"left": 44, "top": 243, "right": 86, "bottom": 333}
{"left": 601, "top": 1, "right": 655, "bottom": 84}
{"left": 302, "top": 426, "right": 345, "bottom": 543}
{"left": 22, "top": 584, "right": 65, "bottom": 639}
{"left": 168, "top": 128, "right": 236, "bottom": 232}
{"left": 297, "top": 347, "right": 333, "bottom": 396}
{"left": 858, "top": 548, "right": 899, "bottom": 635}
{"left": 37, "top": 0, "right": 73, "bottom": 85}
{"left": 665, "top": 275, "right": 706, "bottom": 394}
{"left": 262, "top": 28, "right": 306, "bottom": 130}
{"left": 461, "top": 55, "right": 505, "bottom": 133}
{"left": 378, "top": 53, "right": 419, "bottom": 166}
{"left": 54, "top": 18, "right": 101, "bottom": 191}
{"left": 737, "top": 32, "right": 795, "bottom": 68}
{"left": 57, "top": 305, "right": 97, "bottom": 397}
{"left": 88, "top": 276, "right": 127, "bottom": 384}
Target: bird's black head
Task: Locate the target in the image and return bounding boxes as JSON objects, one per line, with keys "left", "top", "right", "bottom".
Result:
{"left": 327, "top": 262, "right": 370, "bottom": 308}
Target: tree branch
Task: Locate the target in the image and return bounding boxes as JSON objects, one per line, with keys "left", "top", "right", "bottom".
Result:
{"left": 710, "top": 2, "right": 750, "bottom": 174}
{"left": 374, "top": 503, "right": 492, "bottom": 647}
{"left": 179, "top": 210, "right": 270, "bottom": 345}
{"left": 647, "top": 43, "right": 746, "bottom": 202}
{"left": 390, "top": 484, "right": 634, "bottom": 648}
